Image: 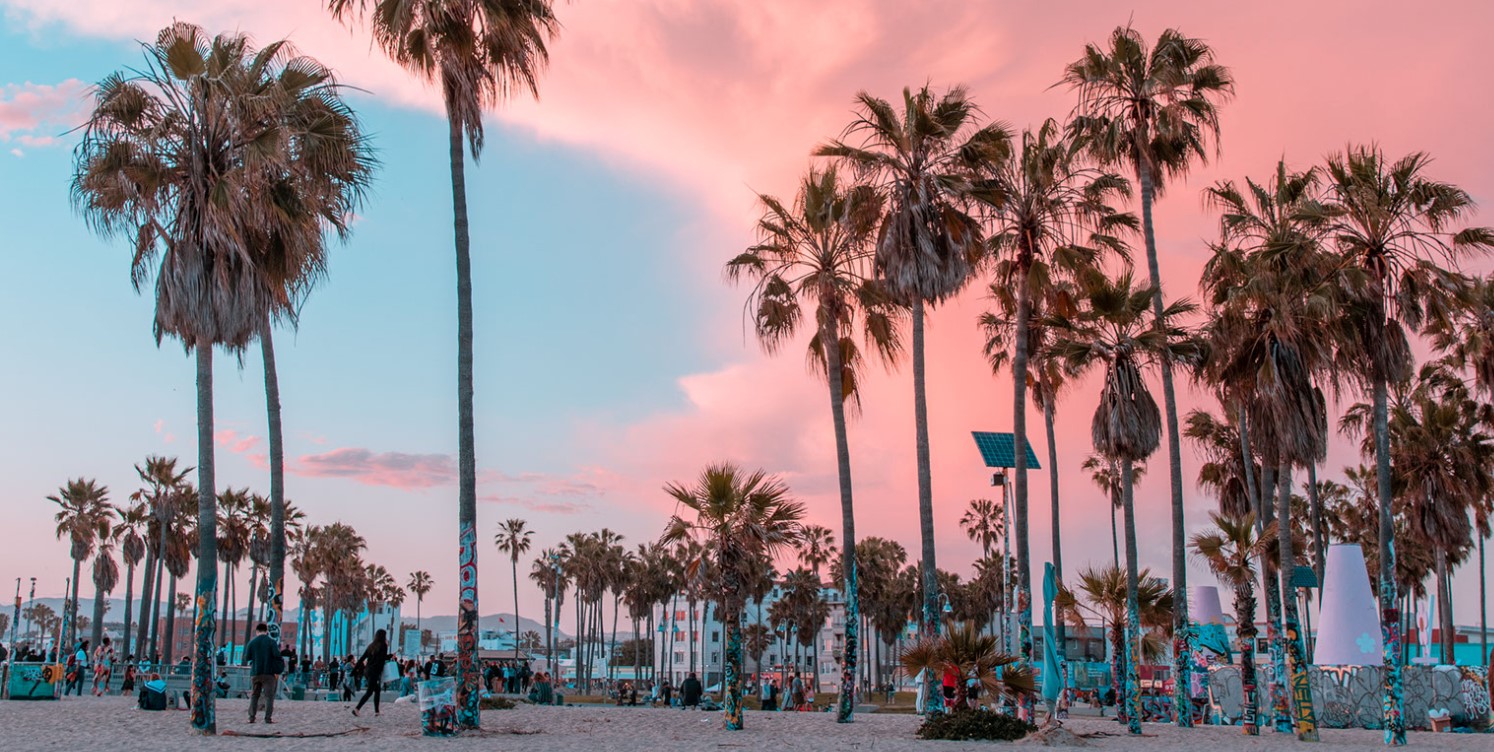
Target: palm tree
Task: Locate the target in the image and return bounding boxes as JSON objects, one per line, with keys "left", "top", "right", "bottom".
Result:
{"left": 958, "top": 499, "right": 1003, "bottom": 564}
{"left": 325, "top": 0, "right": 560, "bottom": 728}
{"left": 91, "top": 537, "right": 121, "bottom": 658}
{"left": 215, "top": 488, "right": 252, "bottom": 650}
{"left": 795, "top": 525, "right": 837, "bottom": 583}
{"left": 49, "top": 479, "right": 111, "bottom": 651}
{"left": 977, "top": 118, "right": 1136, "bottom": 683}
{"left": 1055, "top": 564, "right": 1173, "bottom": 726}
{"left": 1063, "top": 30, "right": 1234, "bottom": 722}
{"left": 1319, "top": 145, "right": 1494, "bottom": 745}
{"left": 727, "top": 165, "right": 900, "bottom": 721}
{"left": 129, "top": 456, "right": 190, "bottom": 660}
{"left": 407, "top": 571, "right": 434, "bottom": 651}
{"left": 816, "top": 87, "right": 1011, "bottom": 714}
{"left": 1050, "top": 271, "right": 1202, "bottom": 733}
{"left": 899, "top": 621, "right": 1034, "bottom": 709}
{"left": 663, "top": 463, "right": 806, "bottom": 730}
{"left": 494, "top": 519, "right": 533, "bottom": 652}
{"left": 1191, "top": 513, "right": 1273, "bottom": 735}
{"left": 73, "top": 24, "right": 347, "bottom": 732}
{"left": 1080, "top": 454, "right": 1143, "bottom": 566}
{"left": 1200, "top": 160, "right": 1340, "bottom": 738}
{"left": 116, "top": 502, "right": 148, "bottom": 659}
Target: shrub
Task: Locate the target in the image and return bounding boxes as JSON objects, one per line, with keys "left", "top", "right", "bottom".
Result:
{"left": 915, "top": 709, "right": 1036, "bottom": 742}
{"left": 480, "top": 696, "right": 516, "bottom": 710}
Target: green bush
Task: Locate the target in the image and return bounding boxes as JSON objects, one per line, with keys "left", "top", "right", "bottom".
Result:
{"left": 915, "top": 709, "right": 1036, "bottom": 741}
{"left": 480, "top": 696, "right": 516, "bottom": 710}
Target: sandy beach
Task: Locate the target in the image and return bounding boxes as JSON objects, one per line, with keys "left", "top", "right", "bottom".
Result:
{"left": 0, "top": 697, "right": 1487, "bottom": 751}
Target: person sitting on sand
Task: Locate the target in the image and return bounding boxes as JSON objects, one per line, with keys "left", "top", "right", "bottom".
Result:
{"left": 681, "top": 673, "right": 703, "bottom": 708}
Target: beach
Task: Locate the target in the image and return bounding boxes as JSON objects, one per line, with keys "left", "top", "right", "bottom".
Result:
{"left": 0, "top": 697, "right": 1488, "bottom": 751}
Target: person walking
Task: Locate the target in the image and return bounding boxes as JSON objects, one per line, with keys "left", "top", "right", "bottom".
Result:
{"left": 65, "top": 640, "right": 89, "bottom": 697}
{"left": 92, "top": 637, "right": 115, "bottom": 695}
{"left": 352, "top": 629, "right": 394, "bottom": 717}
{"left": 244, "top": 623, "right": 284, "bottom": 724}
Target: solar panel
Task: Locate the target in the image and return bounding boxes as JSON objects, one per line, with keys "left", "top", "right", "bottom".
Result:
{"left": 971, "top": 431, "right": 1041, "bottom": 469}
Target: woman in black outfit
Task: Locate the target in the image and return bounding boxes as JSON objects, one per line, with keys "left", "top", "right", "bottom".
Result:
{"left": 352, "top": 629, "right": 394, "bottom": 717}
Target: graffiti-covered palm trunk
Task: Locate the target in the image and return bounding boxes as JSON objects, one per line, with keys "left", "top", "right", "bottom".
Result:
{"left": 1234, "top": 584, "right": 1259, "bottom": 735}
{"left": 1011, "top": 273, "right": 1035, "bottom": 722}
{"left": 1108, "top": 622, "right": 1126, "bottom": 726}
{"left": 1372, "top": 377, "right": 1405, "bottom": 745}
{"left": 121, "top": 559, "right": 136, "bottom": 659}
{"left": 722, "top": 587, "right": 745, "bottom": 730}
{"left": 1257, "top": 464, "right": 1289, "bottom": 732}
{"left": 1276, "top": 466, "right": 1318, "bottom": 740}
{"left": 1120, "top": 458, "right": 1142, "bottom": 735}
{"left": 821, "top": 298, "right": 860, "bottom": 723}
{"left": 912, "top": 300, "right": 942, "bottom": 715}
{"left": 190, "top": 345, "right": 219, "bottom": 734}
{"left": 446, "top": 96, "right": 482, "bottom": 732}
{"left": 1136, "top": 156, "right": 1192, "bottom": 728}
{"left": 262, "top": 321, "right": 286, "bottom": 648}
{"left": 1044, "top": 385, "right": 1066, "bottom": 682}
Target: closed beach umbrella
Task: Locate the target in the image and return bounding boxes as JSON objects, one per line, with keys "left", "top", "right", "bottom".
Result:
{"left": 1041, "top": 562, "right": 1062, "bottom": 704}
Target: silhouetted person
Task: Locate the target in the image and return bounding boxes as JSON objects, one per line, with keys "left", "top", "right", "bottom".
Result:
{"left": 681, "top": 672, "right": 702, "bottom": 708}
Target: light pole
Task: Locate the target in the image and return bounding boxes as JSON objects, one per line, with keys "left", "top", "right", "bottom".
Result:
{"left": 549, "top": 553, "right": 561, "bottom": 678}
{"left": 24, "top": 577, "right": 36, "bottom": 648}
{"left": 11, "top": 578, "right": 20, "bottom": 653}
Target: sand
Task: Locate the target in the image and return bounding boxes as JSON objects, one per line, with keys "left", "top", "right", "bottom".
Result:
{"left": 0, "top": 696, "right": 1487, "bottom": 751}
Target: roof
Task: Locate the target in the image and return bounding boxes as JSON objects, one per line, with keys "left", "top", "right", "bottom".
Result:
{"left": 971, "top": 431, "right": 1041, "bottom": 470}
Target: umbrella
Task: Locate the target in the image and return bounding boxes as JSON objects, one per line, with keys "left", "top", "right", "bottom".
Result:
{"left": 1041, "top": 562, "right": 1062, "bottom": 704}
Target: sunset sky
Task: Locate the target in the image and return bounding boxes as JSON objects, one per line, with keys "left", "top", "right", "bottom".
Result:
{"left": 1, "top": 1, "right": 1490, "bottom": 632}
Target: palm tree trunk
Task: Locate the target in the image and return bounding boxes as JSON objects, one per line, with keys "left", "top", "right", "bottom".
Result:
{"left": 1235, "top": 583, "right": 1260, "bottom": 735}
{"left": 241, "top": 566, "right": 257, "bottom": 649}
{"left": 68, "top": 558, "right": 81, "bottom": 653}
{"left": 149, "top": 529, "right": 167, "bottom": 660}
{"left": 261, "top": 320, "right": 288, "bottom": 654}
{"left": 1257, "top": 465, "right": 1289, "bottom": 733}
{"left": 820, "top": 299, "right": 861, "bottom": 723}
{"left": 610, "top": 594, "right": 621, "bottom": 683}
{"left": 190, "top": 344, "right": 219, "bottom": 734}
{"left": 1435, "top": 548, "right": 1453, "bottom": 663}
{"left": 122, "top": 559, "right": 136, "bottom": 659}
{"left": 1120, "top": 457, "right": 1142, "bottom": 735}
{"left": 1011, "top": 272, "right": 1035, "bottom": 721}
{"left": 1275, "top": 466, "right": 1318, "bottom": 740}
{"left": 444, "top": 101, "right": 482, "bottom": 731}
{"left": 137, "top": 548, "right": 155, "bottom": 660}
{"left": 911, "top": 298, "right": 941, "bottom": 716}
{"left": 1043, "top": 382, "right": 1066, "bottom": 666}
{"left": 162, "top": 575, "right": 178, "bottom": 665}
{"left": 512, "top": 557, "right": 521, "bottom": 662}
{"left": 1306, "top": 462, "right": 1327, "bottom": 596}
{"left": 1108, "top": 620, "right": 1125, "bottom": 726}
{"left": 219, "top": 561, "right": 231, "bottom": 649}
{"left": 90, "top": 570, "right": 107, "bottom": 657}
{"left": 1372, "top": 376, "right": 1405, "bottom": 745}
{"left": 1135, "top": 161, "right": 1192, "bottom": 727}
{"left": 1480, "top": 532, "right": 1487, "bottom": 671}
{"left": 1110, "top": 495, "right": 1120, "bottom": 567}
{"left": 722, "top": 586, "right": 745, "bottom": 730}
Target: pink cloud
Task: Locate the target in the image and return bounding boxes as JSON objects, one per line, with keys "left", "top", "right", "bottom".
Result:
{"left": 214, "top": 428, "right": 261, "bottom": 455}
{"left": 0, "top": 79, "right": 85, "bottom": 143}
{"left": 479, "top": 495, "right": 587, "bottom": 515}
{"left": 291, "top": 447, "right": 456, "bottom": 489}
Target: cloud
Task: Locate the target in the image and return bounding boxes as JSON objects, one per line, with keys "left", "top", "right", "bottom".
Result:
{"left": 479, "top": 495, "right": 587, "bottom": 515}
{"left": 215, "top": 428, "right": 261, "bottom": 455}
{"left": 290, "top": 447, "right": 456, "bottom": 489}
{"left": 0, "top": 79, "right": 86, "bottom": 148}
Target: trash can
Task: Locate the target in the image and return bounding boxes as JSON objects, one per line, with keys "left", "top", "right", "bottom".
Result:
{"left": 419, "top": 678, "right": 457, "bottom": 737}
{"left": 291, "top": 684, "right": 305, "bottom": 701}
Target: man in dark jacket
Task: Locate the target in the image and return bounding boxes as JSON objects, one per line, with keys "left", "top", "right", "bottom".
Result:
{"left": 244, "top": 623, "right": 283, "bottom": 723}
{"left": 681, "top": 672, "right": 703, "bottom": 708}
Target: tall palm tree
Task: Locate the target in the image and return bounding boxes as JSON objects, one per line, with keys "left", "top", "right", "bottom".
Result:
{"left": 1050, "top": 271, "right": 1202, "bottom": 734}
{"left": 238, "top": 53, "right": 372, "bottom": 651}
{"left": 1080, "top": 454, "right": 1143, "bottom": 566}
{"left": 129, "top": 456, "right": 190, "bottom": 660}
{"left": 726, "top": 165, "right": 898, "bottom": 721}
{"left": 795, "top": 525, "right": 837, "bottom": 583}
{"left": 816, "top": 86, "right": 1011, "bottom": 714}
{"left": 116, "top": 502, "right": 148, "bottom": 659}
{"left": 407, "top": 570, "right": 433, "bottom": 651}
{"left": 325, "top": 0, "right": 560, "bottom": 728}
{"left": 977, "top": 118, "right": 1136, "bottom": 685}
{"left": 959, "top": 498, "right": 1004, "bottom": 563}
{"left": 1200, "top": 160, "right": 1340, "bottom": 738}
{"left": 495, "top": 519, "right": 533, "bottom": 652}
{"left": 663, "top": 463, "right": 806, "bottom": 731}
{"left": 1191, "top": 513, "right": 1273, "bottom": 735}
{"left": 1063, "top": 30, "right": 1234, "bottom": 723}
{"left": 49, "top": 479, "right": 111, "bottom": 652}
{"left": 1319, "top": 144, "right": 1494, "bottom": 746}
{"left": 91, "top": 538, "right": 121, "bottom": 658}
{"left": 74, "top": 23, "right": 350, "bottom": 732}
{"left": 215, "top": 488, "right": 252, "bottom": 650}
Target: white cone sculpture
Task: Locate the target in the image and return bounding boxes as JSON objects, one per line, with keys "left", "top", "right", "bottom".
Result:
{"left": 1192, "top": 586, "right": 1225, "bottom": 625}
{"left": 1313, "top": 543, "right": 1382, "bottom": 665}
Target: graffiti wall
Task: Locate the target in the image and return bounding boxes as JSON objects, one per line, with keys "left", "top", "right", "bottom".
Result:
{"left": 1207, "top": 664, "right": 1490, "bottom": 731}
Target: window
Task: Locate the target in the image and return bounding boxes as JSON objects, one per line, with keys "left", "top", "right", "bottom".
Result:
{"left": 711, "top": 652, "right": 719, "bottom": 664}
{"left": 674, "top": 610, "right": 686, "bottom": 621}
{"left": 711, "top": 631, "right": 720, "bottom": 643}
{"left": 674, "top": 652, "right": 684, "bottom": 662}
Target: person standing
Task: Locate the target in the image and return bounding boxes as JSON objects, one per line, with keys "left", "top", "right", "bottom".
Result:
{"left": 681, "top": 672, "right": 702, "bottom": 709}
{"left": 65, "top": 640, "right": 89, "bottom": 696}
{"left": 352, "top": 629, "right": 394, "bottom": 717}
{"left": 244, "top": 623, "right": 284, "bottom": 724}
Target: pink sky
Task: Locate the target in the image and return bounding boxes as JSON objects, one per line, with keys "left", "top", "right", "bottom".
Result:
{"left": 5, "top": 1, "right": 1492, "bottom": 626}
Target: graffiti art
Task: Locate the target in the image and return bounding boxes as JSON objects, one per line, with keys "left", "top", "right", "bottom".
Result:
{"left": 190, "top": 584, "right": 216, "bottom": 734}
{"left": 455, "top": 521, "right": 480, "bottom": 730}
